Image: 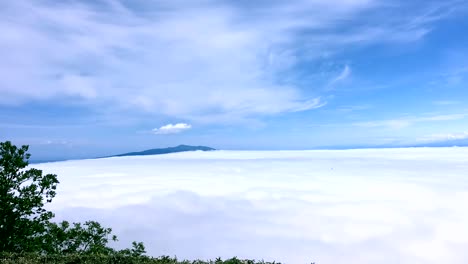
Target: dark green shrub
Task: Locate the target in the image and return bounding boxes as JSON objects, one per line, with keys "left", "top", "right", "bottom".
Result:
{"left": 0, "top": 253, "right": 281, "bottom": 264}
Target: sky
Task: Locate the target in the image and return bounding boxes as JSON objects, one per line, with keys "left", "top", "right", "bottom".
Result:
{"left": 1, "top": 0, "right": 468, "bottom": 160}
{"left": 37, "top": 148, "right": 468, "bottom": 263}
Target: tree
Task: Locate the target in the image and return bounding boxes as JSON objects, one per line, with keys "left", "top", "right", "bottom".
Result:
{"left": 42, "top": 220, "right": 118, "bottom": 255}
{"left": 42, "top": 220, "right": 147, "bottom": 256}
{"left": 42, "top": 220, "right": 146, "bottom": 256}
{"left": 0, "top": 141, "right": 146, "bottom": 256}
{"left": 0, "top": 141, "right": 59, "bottom": 252}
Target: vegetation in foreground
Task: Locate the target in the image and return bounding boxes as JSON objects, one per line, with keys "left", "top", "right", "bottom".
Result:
{"left": 0, "top": 253, "right": 282, "bottom": 264}
{"left": 0, "top": 141, "right": 283, "bottom": 263}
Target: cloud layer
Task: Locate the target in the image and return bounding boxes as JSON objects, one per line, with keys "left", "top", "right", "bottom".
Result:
{"left": 36, "top": 148, "right": 468, "bottom": 263}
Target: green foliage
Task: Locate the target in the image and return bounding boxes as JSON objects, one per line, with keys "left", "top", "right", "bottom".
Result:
{"left": 0, "top": 141, "right": 145, "bottom": 256}
{"left": 43, "top": 220, "right": 116, "bottom": 255}
{"left": 118, "top": 241, "right": 147, "bottom": 257}
{"left": 0, "top": 141, "right": 59, "bottom": 252}
{"left": 0, "top": 253, "right": 281, "bottom": 264}
{"left": 43, "top": 220, "right": 146, "bottom": 256}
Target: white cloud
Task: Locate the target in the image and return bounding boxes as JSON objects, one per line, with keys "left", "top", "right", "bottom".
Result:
{"left": 337, "top": 104, "right": 372, "bottom": 112}
{"left": 36, "top": 148, "right": 468, "bottom": 264}
{"left": 419, "top": 114, "right": 467, "bottom": 121}
{"left": 0, "top": 0, "right": 460, "bottom": 122}
{"left": 418, "top": 132, "right": 468, "bottom": 143}
{"left": 355, "top": 119, "right": 412, "bottom": 129}
{"left": 354, "top": 113, "right": 468, "bottom": 129}
{"left": 152, "top": 123, "right": 192, "bottom": 135}
{"left": 39, "top": 140, "right": 71, "bottom": 146}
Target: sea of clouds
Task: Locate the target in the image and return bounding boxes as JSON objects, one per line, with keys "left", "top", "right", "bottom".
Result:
{"left": 35, "top": 148, "right": 468, "bottom": 264}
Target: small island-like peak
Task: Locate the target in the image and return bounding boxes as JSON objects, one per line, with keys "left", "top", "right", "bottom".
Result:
{"left": 111, "top": 145, "right": 215, "bottom": 157}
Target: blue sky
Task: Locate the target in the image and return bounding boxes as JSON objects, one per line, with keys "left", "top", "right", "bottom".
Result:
{"left": 1, "top": 0, "right": 468, "bottom": 160}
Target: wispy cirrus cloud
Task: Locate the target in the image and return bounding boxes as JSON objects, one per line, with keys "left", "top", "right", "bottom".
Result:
{"left": 433, "top": 100, "right": 460, "bottom": 106}
{"left": 327, "top": 65, "right": 351, "bottom": 90}
{"left": 418, "top": 131, "right": 468, "bottom": 143}
{"left": 353, "top": 113, "right": 467, "bottom": 129}
{"left": 337, "top": 104, "right": 373, "bottom": 112}
{"left": 0, "top": 0, "right": 465, "bottom": 123}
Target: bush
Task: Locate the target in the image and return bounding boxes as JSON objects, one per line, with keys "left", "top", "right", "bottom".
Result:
{"left": 0, "top": 253, "right": 281, "bottom": 264}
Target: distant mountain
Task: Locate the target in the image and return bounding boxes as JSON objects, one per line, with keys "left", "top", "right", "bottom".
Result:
{"left": 111, "top": 145, "right": 215, "bottom": 157}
